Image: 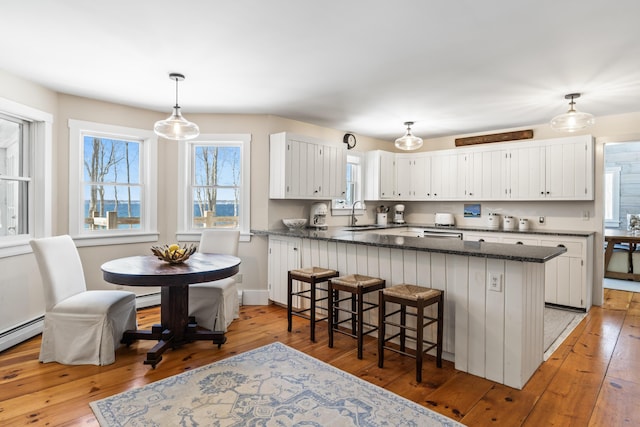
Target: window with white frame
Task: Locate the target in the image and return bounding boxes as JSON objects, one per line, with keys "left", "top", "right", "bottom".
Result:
{"left": 177, "top": 134, "right": 251, "bottom": 241}
{"left": 0, "top": 98, "right": 52, "bottom": 258}
{"left": 604, "top": 166, "right": 621, "bottom": 228}
{"left": 68, "top": 120, "right": 158, "bottom": 246}
{"left": 332, "top": 153, "right": 364, "bottom": 211}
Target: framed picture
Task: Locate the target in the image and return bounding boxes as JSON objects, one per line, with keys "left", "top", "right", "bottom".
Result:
{"left": 464, "top": 203, "right": 481, "bottom": 218}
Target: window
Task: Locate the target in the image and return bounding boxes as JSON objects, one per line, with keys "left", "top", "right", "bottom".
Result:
{"left": 0, "top": 114, "right": 29, "bottom": 238}
{"left": 177, "top": 134, "right": 251, "bottom": 241}
{"left": 604, "top": 166, "right": 621, "bottom": 228}
{"left": 68, "top": 120, "right": 158, "bottom": 246}
{"left": 332, "top": 153, "right": 365, "bottom": 212}
{"left": 0, "top": 97, "right": 52, "bottom": 258}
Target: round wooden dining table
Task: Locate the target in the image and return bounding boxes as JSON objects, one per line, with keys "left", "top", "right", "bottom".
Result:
{"left": 101, "top": 252, "right": 241, "bottom": 368}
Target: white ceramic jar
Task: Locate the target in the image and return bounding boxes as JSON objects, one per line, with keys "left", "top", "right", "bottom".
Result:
{"left": 503, "top": 215, "right": 515, "bottom": 230}
{"left": 487, "top": 212, "right": 500, "bottom": 229}
{"left": 518, "top": 218, "right": 529, "bottom": 231}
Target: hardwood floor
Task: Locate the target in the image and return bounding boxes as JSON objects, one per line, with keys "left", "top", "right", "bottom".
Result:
{"left": 0, "top": 288, "right": 638, "bottom": 426}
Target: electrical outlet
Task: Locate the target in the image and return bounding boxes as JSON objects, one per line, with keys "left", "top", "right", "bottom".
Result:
{"left": 538, "top": 216, "right": 545, "bottom": 225}
{"left": 489, "top": 273, "right": 502, "bottom": 292}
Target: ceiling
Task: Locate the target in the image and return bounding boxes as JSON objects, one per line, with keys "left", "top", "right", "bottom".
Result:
{"left": 1, "top": 1, "right": 639, "bottom": 141}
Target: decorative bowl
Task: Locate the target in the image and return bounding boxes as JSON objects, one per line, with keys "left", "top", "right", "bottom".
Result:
{"left": 282, "top": 218, "right": 308, "bottom": 230}
{"left": 151, "top": 243, "right": 197, "bottom": 264}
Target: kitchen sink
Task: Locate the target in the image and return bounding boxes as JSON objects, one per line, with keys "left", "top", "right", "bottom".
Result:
{"left": 343, "top": 224, "right": 385, "bottom": 231}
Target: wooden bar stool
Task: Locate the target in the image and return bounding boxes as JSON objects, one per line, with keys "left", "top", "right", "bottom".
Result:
{"left": 287, "top": 267, "right": 339, "bottom": 342}
{"left": 378, "top": 284, "right": 444, "bottom": 382}
{"left": 328, "top": 274, "right": 386, "bottom": 359}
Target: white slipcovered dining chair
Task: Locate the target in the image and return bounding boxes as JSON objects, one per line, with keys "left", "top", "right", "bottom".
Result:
{"left": 189, "top": 229, "right": 240, "bottom": 332}
{"left": 30, "top": 235, "right": 137, "bottom": 365}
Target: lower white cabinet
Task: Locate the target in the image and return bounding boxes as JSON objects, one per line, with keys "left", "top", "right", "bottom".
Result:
{"left": 268, "top": 236, "right": 301, "bottom": 305}
{"left": 463, "top": 231, "right": 593, "bottom": 310}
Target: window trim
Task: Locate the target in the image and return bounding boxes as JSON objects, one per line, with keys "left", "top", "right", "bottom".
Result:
{"left": 176, "top": 134, "right": 251, "bottom": 242}
{"left": 604, "top": 166, "right": 621, "bottom": 228}
{"left": 332, "top": 152, "right": 366, "bottom": 215}
{"left": 0, "top": 97, "right": 52, "bottom": 258}
{"left": 68, "top": 119, "right": 158, "bottom": 247}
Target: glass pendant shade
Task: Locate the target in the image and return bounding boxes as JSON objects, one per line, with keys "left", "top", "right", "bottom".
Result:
{"left": 395, "top": 121, "right": 423, "bottom": 150}
{"left": 154, "top": 73, "right": 200, "bottom": 140}
{"left": 154, "top": 106, "right": 200, "bottom": 140}
{"left": 550, "top": 93, "right": 595, "bottom": 132}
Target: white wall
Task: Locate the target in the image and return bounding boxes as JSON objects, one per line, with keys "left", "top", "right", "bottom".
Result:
{"left": 2, "top": 67, "right": 640, "bottom": 343}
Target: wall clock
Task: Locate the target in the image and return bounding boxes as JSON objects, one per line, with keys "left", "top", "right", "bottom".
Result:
{"left": 343, "top": 133, "right": 356, "bottom": 149}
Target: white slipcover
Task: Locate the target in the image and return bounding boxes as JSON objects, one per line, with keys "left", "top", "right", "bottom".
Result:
{"left": 188, "top": 230, "right": 240, "bottom": 331}
{"left": 30, "top": 235, "right": 137, "bottom": 365}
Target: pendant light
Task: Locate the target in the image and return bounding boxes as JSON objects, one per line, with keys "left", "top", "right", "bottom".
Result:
{"left": 550, "top": 93, "right": 595, "bottom": 132}
{"left": 395, "top": 121, "right": 423, "bottom": 150}
{"left": 154, "top": 73, "right": 200, "bottom": 140}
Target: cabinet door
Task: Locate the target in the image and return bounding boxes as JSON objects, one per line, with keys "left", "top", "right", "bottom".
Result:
{"left": 507, "top": 146, "right": 544, "bottom": 200}
{"left": 458, "top": 152, "right": 483, "bottom": 199}
{"left": 268, "top": 236, "right": 301, "bottom": 306}
{"left": 480, "top": 150, "right": 504, "bottom": 200}
{"left": 430, "top": 152, "right": 457, "bottom": 199}
{"left": 396, "top": 156, "right": 412, "bottom": 199}
{"left": 545, "top": 139, "right": 592, "bottom": 200}
{"left": 541, "top": 239, "right": 585, "bottom": 308}
{"left": 326, "top": 145, "right": 347, "bottom": 199}
{"left": 379, "top": 151, "right": 396, "bottom": 199}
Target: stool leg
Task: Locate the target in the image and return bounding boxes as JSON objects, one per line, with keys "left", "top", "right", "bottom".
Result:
{"left": 328, "top": 282, "right": 334, "bottom": 348}
{"left": 416, "top": 300, "right": 424, "bottom": 383}
{"left": 351, "top": 293, "right": 357, "bottom": 336}
{"left": 400, "top": 303, "right": 406, "bottom": 352}
{"left": 357, "top": 287, "right": 364, "bottom": 359}
{"left": 378, "top": 291, "right": 385, "bottom": 368}
{"left": 436, "top": 294, "right": 444, "bottom": 368}
{"left": 287, "top": 272, "right": 293, "bottom": 333}
{"left": 310, "top": 278, "right": 317, "bottom": 342}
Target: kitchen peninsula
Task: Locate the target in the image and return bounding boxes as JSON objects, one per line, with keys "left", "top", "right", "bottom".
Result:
{"left": 255, "top": 226, "right": 569, "bottom": 389}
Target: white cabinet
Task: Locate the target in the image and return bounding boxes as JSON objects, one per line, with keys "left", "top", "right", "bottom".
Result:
{"left": 456, "top": 152, "right": 483, "bottom": 199}
{"left": 269, "top": 132, "right": 347, "bottom": 199}
{"left": 430, "top": 151, "right": 458, "bottom": 199}
{"left": 364, "top": 150, "right": 397, "bottom": 200}
{"left": 502, "top": 135, "right": 593, "bottom": 200}
{"left": 540, "top": 237, "right": 591, "bottom": 309}
{"left": 268, "top": 236, "right": 301, "bottom": 305}
{"left": 396, "top": 154, "right": 427, "bottom": 199}
{"left": 462, "top": 231, "right": 593, "bottom": 310}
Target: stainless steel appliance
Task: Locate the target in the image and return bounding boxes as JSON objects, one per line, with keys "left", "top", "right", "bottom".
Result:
{"left": 393, "top": 204, "right": 405, "bottom": 224}
{"left": 309, "top": 202, "right": 328, "bottom": 229}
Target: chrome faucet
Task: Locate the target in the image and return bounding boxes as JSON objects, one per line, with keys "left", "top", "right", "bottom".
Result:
{"left": 351, "top": 200, "right": 363, "bottom": 226}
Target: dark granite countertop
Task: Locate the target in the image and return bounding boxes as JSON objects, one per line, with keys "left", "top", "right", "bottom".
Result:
{"left": 252, "top": 226, "right": 568, "bottom": 263}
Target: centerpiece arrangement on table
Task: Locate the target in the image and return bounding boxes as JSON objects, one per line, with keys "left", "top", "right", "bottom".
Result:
{"left": 150, "top": 243, "right": 197, "bottom": 264}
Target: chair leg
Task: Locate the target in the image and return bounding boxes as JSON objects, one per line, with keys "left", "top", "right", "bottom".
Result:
{"left": 328, "top": 282, "right": 335, "bottom": 348}
{"left": 400, "top": 304, "right": 406, "bottom": 352}
{"left": 416, "top": 300, "right": 424, "bottom": 383}
{"left": 310, "top": 279, "right": 316, "bottom": 342}
{"left": 437, "top": 295, "right": 444, "bottom": 368}
{"left": 378, "top": 291, "right": 385, "bottom": 369}
{"left": 287, "top": 272, "right": 293, "bottom": 332}
{"left": 357, "top": 288, "right": 364, "bottom": 359}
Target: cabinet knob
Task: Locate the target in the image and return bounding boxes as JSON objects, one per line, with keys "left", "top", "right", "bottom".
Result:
{"left": 479, "top": 239, "right": 485, "bottom": 242}
{"left": 557, "top": 244, "right": 566, "bottom": 248}
{"left": 516, "top": 241, "right": 524, "bottom": 245}
{"left": 293, "top": 247, "right": 298, "bottom": 251}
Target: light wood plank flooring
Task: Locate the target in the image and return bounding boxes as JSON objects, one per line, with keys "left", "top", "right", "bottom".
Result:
{"left": 0, "top": 288, "right": 638, "bottom": 426}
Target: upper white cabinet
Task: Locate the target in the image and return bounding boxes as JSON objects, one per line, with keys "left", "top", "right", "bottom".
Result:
{"left": 270, "top": 132, "right": 347, "bottom": 199}
{"left": 364, "top": 150, "right": 397, "bottom": 200}
{"left": 396, "top": 153, "right": 427, "bottom": 199}
{"left": 361, "top": 134, "right": 593, "bottom": 202}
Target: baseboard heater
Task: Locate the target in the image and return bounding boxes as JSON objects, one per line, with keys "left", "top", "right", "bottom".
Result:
{"left": 0, "top": 316, "right": 44, "bottom": 353}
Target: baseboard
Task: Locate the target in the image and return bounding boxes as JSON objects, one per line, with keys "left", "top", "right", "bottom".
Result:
{"left": 242, "top": 290, "right": 269, "bottom": 305}
{"left": 0, "top": 316, "right": 44, "bottom": 353}
{"left": 136, "top": 293, "right": 161, "bottom": 308}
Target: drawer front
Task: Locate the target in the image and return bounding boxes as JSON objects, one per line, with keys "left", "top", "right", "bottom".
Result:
{"left": 540, "top": 239, "right": 582, "bottom": 257}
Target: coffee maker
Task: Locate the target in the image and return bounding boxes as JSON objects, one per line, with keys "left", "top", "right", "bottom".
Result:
{"left": 393, "top": 204, "right": 405, "bottom": 224}
{"left": 309, "top": 202, "right": 328, "bottom": 229}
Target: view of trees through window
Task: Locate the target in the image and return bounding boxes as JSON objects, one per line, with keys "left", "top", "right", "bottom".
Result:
{"left": 192, "top": 144, "right": 241, "bottom": 228}
{"left": 83, "top": 136, "right": 141, "bottom": 230}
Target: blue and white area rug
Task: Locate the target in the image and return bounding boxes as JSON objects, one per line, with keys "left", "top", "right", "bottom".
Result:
{"left": 90, "top": 342, "right": 462, "bottom": 426}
